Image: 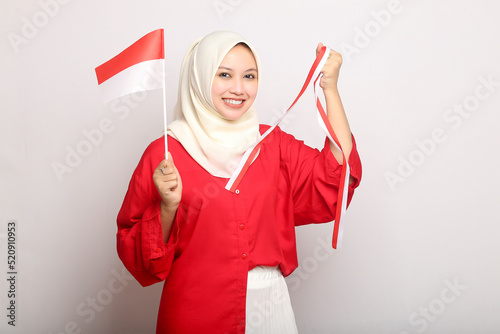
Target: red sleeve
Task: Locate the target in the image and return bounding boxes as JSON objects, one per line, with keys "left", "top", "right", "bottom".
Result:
{"left": 279, "top": 128, "right": 362, "bottom": 226}
{"left": 116, "top": 141, "right": 180, "bottom": 287}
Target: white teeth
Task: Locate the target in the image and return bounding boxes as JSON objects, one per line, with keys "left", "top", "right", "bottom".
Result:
{"left": 223, "top": 99, "right": 243, "bottom": 105}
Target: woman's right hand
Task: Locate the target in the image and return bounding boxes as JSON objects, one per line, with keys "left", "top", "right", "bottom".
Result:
{"left": 153, "top": 152, "right": 182, "bottom": 211}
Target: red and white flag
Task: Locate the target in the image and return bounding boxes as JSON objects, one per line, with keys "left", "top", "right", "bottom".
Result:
{"left": 95, "top": 29, "right": 165, "bottom": 103}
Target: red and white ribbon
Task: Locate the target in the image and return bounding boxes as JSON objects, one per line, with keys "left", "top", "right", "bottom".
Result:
{"left": 225, "top": 46, "right": 350, "bottom": 249}
{"left": 313, "top": 60, "right": 350, "bottom": 250}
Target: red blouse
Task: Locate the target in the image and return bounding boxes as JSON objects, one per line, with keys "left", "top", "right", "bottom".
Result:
{"left": 117, "top": 125, "right": 362, "bottom": 333}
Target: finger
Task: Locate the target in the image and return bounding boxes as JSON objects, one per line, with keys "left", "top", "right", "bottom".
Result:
{"left": 166, "top": 152, "right": 182, "bottom": 180}
{"left": 156, "top": 172, "right": 178, "bottom": 192}
{"left": 327, "top": 50, "right": 342, "bottom": 61}
{"left": 163, "top": 179, "right": 179, "bottom": 192}
{"left": 157, "top": 156, "right": 176, "bottom": 175}
{"left": 159, "top": 165, "right": 175, "bottom": 175}
{"left": 316, "top": 42, "right": 323, "bottom": 56}
{"left": 156, "top": 153, "right": 181, "bottom": 192}
{"left": 158, "top": 165, "right": 171, "bottom": 176}
{"left": 160, "top": 172, "right": 178, "bottom": 182}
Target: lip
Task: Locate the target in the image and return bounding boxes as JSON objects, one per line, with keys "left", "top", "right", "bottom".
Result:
{"left": 222, "top": 98, "right": 245, "bottom": 108}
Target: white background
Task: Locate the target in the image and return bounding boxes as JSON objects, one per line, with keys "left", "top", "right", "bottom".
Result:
{"left": 1, "top": 0, "right": 500, "bottom": 333}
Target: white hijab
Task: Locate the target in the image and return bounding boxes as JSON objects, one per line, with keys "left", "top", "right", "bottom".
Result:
{"left": 167, "top": 31, "right": 261, "bottom": 178}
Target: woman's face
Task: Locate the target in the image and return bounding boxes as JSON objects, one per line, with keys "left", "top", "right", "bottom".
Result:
{"left": 212, "top": 44, "right": 258, "bottom": 121}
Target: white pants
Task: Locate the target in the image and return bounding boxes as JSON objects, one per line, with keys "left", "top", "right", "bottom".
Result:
{"left": 245, "top": 266, "right": 298, "bottom": 334}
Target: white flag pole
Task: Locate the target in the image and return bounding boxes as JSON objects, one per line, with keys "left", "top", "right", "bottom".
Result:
{"left": 162, "top": 53, "right": 168, "bottom": 160}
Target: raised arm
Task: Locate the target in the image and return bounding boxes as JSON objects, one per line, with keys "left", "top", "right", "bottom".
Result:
{"left": 316, "top": 43, "right": 353, "bottom": 166}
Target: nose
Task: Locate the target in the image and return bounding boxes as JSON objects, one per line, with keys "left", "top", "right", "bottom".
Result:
{"left": 229, "top": 77, "right": 244, "bottom": 95}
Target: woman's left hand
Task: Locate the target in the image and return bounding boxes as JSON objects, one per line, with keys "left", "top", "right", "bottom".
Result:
{"left": 316, "top": 43, "right": 342, "bottom": 94}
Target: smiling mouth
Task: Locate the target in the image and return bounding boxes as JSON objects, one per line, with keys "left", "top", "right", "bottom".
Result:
{"left": 223, "top": 98, "right": 244, "bottom": 107}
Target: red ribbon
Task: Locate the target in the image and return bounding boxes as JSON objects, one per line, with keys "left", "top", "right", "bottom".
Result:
{"left": 226, "top": 46, "right": 349, "bottom": 249}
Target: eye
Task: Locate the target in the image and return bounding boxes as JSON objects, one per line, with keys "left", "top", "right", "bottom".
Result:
{"left": 219, "top": 72, "right": 231, "bottom": 78}
{"left": 245, "top": 73, "right": 256, "bottom": 79}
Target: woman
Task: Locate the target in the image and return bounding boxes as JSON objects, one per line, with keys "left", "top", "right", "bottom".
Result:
{"left": 117, "top": 31, "right": 362, "bottom": 333}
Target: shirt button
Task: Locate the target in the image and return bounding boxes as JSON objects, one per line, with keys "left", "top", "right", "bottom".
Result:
{"left": 155, "top": 247, "right": 162, "bottom": 253}
{"left": 235, "top": 189, "right": 240, "bottom": 194}
{"left": 241, "top": 253, "right": 247, "bottom": 260}
{"left": 239, "top": 224, "right": 245, "bottom": 230}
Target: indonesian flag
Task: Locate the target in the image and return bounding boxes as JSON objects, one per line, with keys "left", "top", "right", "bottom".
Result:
{"left": 95, "top": 29, "right": 165, "bottom": 103}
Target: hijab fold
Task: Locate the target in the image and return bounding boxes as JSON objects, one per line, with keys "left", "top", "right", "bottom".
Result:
{"left": 167, "top": 31, "right": 261, "bottom": 178}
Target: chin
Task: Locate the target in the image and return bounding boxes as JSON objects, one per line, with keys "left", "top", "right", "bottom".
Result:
{"left": 221, "top": 111, "right": 246, "bottom": 121}
{"left": 216, "top": 105, "right": 250, "bottom": 121}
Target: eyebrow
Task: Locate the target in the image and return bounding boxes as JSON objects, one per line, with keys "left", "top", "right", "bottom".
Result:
{"left": 218, "top": 66, "right": 257, "bottom": 72}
